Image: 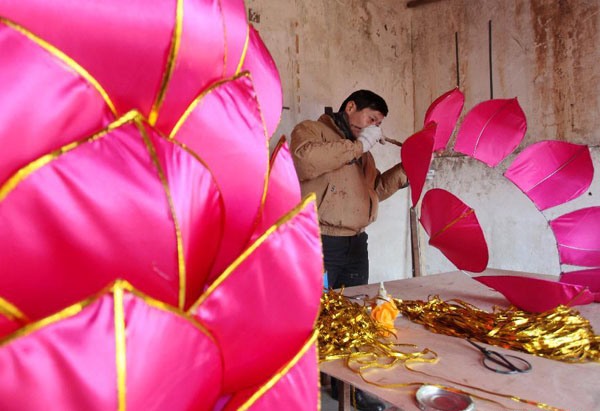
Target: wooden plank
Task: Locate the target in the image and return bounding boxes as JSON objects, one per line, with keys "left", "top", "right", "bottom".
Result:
{"left": 410, "top": 207, "right": 422, "bottom": 277}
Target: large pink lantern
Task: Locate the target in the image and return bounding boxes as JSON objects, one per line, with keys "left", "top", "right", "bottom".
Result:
{"left": 0, "top": 1, "right": 322, "bottom": 410}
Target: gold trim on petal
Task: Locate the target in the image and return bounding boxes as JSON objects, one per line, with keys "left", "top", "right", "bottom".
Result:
{"left": 189, "top": 193, "right": 317, "bottom": 313}
{"left": 135, "top": 119, "right": 187, "bottom": 309}
{"left": 168, "top": 71, "right": 252, "bottom": 139}
{"left": 0, "top": 110, "right": 140, "bottom": 202}
{"left": 244, "top": 73, "right": 271, "bottom": 234}
{"left": 0, "top": 17, "right": 117, "bottom": 116}
{"left": 113, "top": 282, "right": 127, "bottom": 411}
{"left": 0, "top": 297, "right": 29, "bottom": 323}
{"left": 148, "top": 0, "right": 183, "bottom": 126}
{"left": 430, "top": 209, "right": 474, "bottom": 241}
{"left": 237, "top": 330, "right": 319, "bottom": 411}
{"left": 218, "top": 0, "right": 227, "bottom": 77}
{"left": 0, "top": 281, "right": 116, "bottom": 346}
{"left": 0, "top": 279, "right": 215, "bottom": 346}
{"left": 235, "top": 23, "right": 250, "bottom": 75}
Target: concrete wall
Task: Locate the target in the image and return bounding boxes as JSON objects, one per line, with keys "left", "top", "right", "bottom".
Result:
{"left": 246, "top": 0, "right": 599, "bottom": 282}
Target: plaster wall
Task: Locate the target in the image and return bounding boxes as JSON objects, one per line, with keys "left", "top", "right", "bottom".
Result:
{"left": 246, "top": 0, "right": 415, "bottom": 282}
{"left": 246, "top": 0, "right": 599, "bottom": 282}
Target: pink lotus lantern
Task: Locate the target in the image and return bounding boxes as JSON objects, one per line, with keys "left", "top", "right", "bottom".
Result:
{"left": 0, "top": 1, "right": 322, "bottom": 410}
{"left": 417, "top": 88, "right": 598, "bottom": 312}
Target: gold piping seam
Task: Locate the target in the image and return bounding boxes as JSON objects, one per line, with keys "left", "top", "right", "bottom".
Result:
{"left": 0, "top": 297, "right": 29, "bottom": 322}
{"left": 0, "top": 17, "right": 117, "bottom": 116}
{"left": 0, "top": 281, "right": 125, "bottom": 346}
{"left": 189, "top": 193, "right": 316, "bottom": 313}
{"left": 0, "top": 280, "right": 216, "bottom": 347}
{"left": 113, "top": 282, "right": 127, "bottom": 411}
{"left": 218, "top": 0, "right": 227, "bottom": 77}
{"left": 0, "top": 110, "right": 139, "bottom": 202}
{"left": 149, "top": 0, "right": 183, "bottom": 126}
{"left": 237, "top": 330, "right": 319, "bottom": 411}
{"left": 135, "top": 119, "right": 187, "bottom": 309}
{"left": 234, "top": 23, "right": 250, "bottom": 75}
{"left": 430, "top": 209, "right": 474, "bottom": 241}
{"left": 168, "top": 71, "right": 251, "bottom": 139}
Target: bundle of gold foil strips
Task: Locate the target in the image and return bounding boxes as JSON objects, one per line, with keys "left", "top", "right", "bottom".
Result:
{"left": 317, "top": 289, "right": 436, "bottom": 366}
{"left": 394, "top": 295, "right": 600, "bottom": 362}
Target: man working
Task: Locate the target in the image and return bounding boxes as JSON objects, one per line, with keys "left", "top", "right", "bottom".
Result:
{"left": 290, "top": 89, "right": 408, "bottom": 411}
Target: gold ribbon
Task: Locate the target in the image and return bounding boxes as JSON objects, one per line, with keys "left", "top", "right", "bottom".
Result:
{"left": 395, "top": 295, "right": 600, "bottom": 362}
{"left": 316, "top": 290, "right": 584, "bottom": 411}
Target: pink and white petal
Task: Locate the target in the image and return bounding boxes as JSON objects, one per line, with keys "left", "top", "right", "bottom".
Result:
{"left": 171, "top": 74, "right": 269, "bottom": 282}
{"left": 0, "top": 19, "right": 114, "bottom": 185}
{"left": 223, "top": 335, "right": 319, "bottom": 411}
{"left": 401, "top": 123, "right": 436, "bottom": 207}
{"left": 550, "top": 207, "right": 600, "bottom": 267}
{"left": 250, "top": 137, "right": 301, "bottom": 242}
{"left": 504, "top": 141, "right": 593, "bottom": 211}
{"left": 0, "top": 284, "right": 222, "bottom": 411}
{"left": 190, "top": 196, "right": 322, "bottom": 393}
{"left": 423, "top": 88, "right": 464, "bottom": 152}
{"left": 454, "top": 98, "right": 526, "bottom": 167}
{"left": 241, "top": 26, "right": 283, "bottom": 138}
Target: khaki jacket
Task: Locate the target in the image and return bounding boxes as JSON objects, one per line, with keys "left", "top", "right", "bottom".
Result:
{"left": 290, "top": 114, "right": 408, "bottom": 236}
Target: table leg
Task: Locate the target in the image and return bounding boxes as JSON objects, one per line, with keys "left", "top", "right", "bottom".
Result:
{"left": 338, "top": 381, "right": 351, "bottom": 411}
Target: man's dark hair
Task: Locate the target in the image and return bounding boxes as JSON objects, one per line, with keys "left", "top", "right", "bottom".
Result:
{"left": 338, "top": 89, "right": 388, "bottom": 116}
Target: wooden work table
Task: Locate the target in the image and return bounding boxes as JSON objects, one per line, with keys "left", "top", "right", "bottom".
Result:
{"left": 319, "top": 269, "right": 600, "bottom": 411}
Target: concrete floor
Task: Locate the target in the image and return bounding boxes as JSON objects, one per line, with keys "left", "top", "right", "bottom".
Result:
{"left": 320, "top": 386, "right": 339, "bottom": 411}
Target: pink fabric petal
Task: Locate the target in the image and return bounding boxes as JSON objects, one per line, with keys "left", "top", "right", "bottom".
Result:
{"left": 0, "top": 284, "right": 222, "bottom": 411}
{"left": 504, "top": 141, "right": 593, "bottom": 211}
{"left": 0, "top": 316, "right": 23, "bottom": 340}
{"left": 0, "top": 20, "right": 114, "bottom": 186}
{"left": 190, "top": 197, "right": 323, "bottom": 393}
{"left": 250, "top": 137, "right": 301, "bottom": 242}
{"left": 153, "top": 0, "right": 228, "bottom": 134}
{"left": 423, "top": 88, "right": 464, "bottom": 151}
{"left": 474, "top": 275, "right": 595, "bottom": 313}
{"left": 172, "top": 74, "right": 268, "bottom": 282}
{"left": 0, "top": 1, "right": 176, "bottom": 117}
{"left": 146, "top": 126, "right": 225, "bottom": 308}
{"left": 550, "top": 207, "right": 600, "bottom": 267}
{"left": 0, "top": 119, "right": 223, "bottom": 320}
{"left": 223, "top": 338, "right": 319, "bottom": 411}
{"left": 241, "top": 26, "right": 283, "bottom": 138}
{"left": 454, "top": 98, "right": 527, "bottom": 167}
{"left": 401, "top": 123, "right": 436, "bottom": 207}
{"left": 420, "top": 189, "right": 488, "bottom": 273}
{"left": 220, "top": 0, "right": 249, "bottom": 78}
{"left": 560, "top": 268, "right": 600, "bottom": 296}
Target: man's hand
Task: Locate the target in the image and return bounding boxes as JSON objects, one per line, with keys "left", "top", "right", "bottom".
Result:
{"left": 357, "top": 125, "right": 384, "bottom": 153}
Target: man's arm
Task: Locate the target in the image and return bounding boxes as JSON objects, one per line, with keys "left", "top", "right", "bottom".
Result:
{"left": 290, "top": 121, "right": 362, "bottom": 181}
{"left": 375, "top": 163, "right": 409, "bottom": 201}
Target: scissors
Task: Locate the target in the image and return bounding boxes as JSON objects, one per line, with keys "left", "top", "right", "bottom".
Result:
{"left": 467, "top": 340, "right": 532, "bottom": 374}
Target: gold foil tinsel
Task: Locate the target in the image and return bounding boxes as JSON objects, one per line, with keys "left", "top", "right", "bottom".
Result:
{"left": 316, "top": 289, "right": 435, "bottom": 365}
{"left": 395, "top": 295, "right": 600, "bottom": 362}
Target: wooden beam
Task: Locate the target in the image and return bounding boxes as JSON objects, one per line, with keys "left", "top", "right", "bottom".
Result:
{"left": 410, "top": 207, "right": 422, "bottom": 277}
{"left": 407, "top": 0, "right": 446, "bottom": 8}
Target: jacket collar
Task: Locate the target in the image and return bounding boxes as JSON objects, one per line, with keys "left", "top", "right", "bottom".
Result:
{"left": 319, "top": 112, "right": 355, "bottom": 141}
